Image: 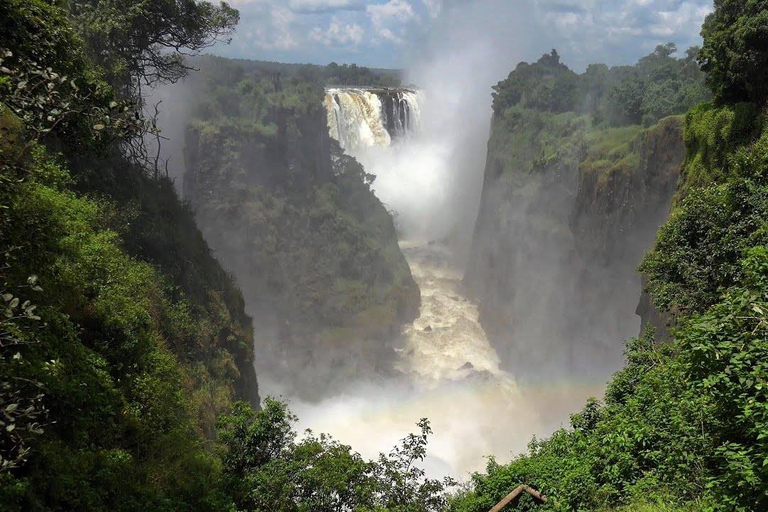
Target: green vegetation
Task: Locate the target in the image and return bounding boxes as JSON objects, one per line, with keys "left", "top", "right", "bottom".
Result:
{"left": 217, "top": 399, "right": 451, "bottom": 512}
{"left": 699, "top": 0, "right": 768, "bottom": 105}
{"left": 1, "top": 0, "right": 257, "bottom": 508}
{"left": 183, "top": 55, "right": 419, "bottom": 396}
{"left": 4, "top": 0, "right": 768, "bottom": 509}
{"left": 69, "top": 0, "right": 239, "bottom": 92}
{"left": 492, "top": 44, "right": 709, "bottom": 127}
{"left": 458, "top": 2, "right": 768, "bottom": 510}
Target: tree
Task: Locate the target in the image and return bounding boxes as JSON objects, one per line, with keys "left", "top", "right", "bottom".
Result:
{"left": 217, "top": 400, "right": 451, "bottom": 512}
{"left": 69, "top": 0, "right": 239, "bottom": 94}
{"left": 699, "top": 0, "right": 768, "bottom": 105}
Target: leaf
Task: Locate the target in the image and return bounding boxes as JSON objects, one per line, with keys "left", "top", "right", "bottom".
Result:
{"left": 9, "top": 298, "right": 19, "bottom": 309}
{"left": 5, "top": 424, "right": 14, "bottom": 432}
{"left": 2, "top": 294, "right": 12, "bottom": 302}
{"left": 32, "top": 285, "right": 43, "bottom": 292}
{"left": 5, "top": 404, "right": 18, "bottom": 413}
{"left": 93, "top": 124, "right": 105, "bottom": 131}
{"left": 109, "top": 101, "right": 118, "bottom": 109}
{"left": 27, "top": 275, "right": 37, "bottom": 285}
{"left": 0, "top": 67, "right": 11, "bottom": 74}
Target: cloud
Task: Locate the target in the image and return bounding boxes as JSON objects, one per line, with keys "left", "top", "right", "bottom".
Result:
{"left": 532, "top": 0, "right": 713, "bottom": 67}
{"left": 422, "top": 0, "right": 443, "bottom": 19}
{"left": 367, "top": 0, "right": 418, "bottom": 26}
{"left": 229, "top": 3, "right": 301, "bottom": 52}
{"left": 289, "top": 0, "right": 365, "bottom": 13}
{"left": 310, "top": 17, "right": 365, "bottom": 45}
{"left": 215, "top": 0, "right": 713, "bottom": 70}
{"left": 367, "top": 0, "right": 419, "bottom": 45}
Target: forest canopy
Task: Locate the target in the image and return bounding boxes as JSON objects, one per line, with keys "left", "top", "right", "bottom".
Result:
{"left": 492, "top": 44, "right": 710, "bottom": 127}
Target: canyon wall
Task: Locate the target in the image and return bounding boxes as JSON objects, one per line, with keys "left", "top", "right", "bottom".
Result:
{"left": 465, "top": 111, "right": 684, "bottom": 379}
{"left": 182, "top": 60, "right": 419, "bottom": 399}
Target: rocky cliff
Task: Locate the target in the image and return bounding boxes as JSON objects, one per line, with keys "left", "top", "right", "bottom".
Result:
{"left": 183, "top": 60, "right": 419, "bottom": 398}
{"left": 465, "top": 111, "right": 684, "bottom": 379}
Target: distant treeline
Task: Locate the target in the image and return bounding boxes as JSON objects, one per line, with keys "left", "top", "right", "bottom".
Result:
{"left": 193, "top": 55, "right": 402, "bottom": 88}
{"left": 492, "top": 44, "right": 710, "bottom": 127}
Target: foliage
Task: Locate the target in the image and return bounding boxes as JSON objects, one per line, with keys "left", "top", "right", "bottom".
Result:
{"left": 0, "top": 0, "right": 142, "bottom": 155}
{"left": 183, "top": 56, "right": 418, "bottom": 397}
{"left": 640, "top": 104, "right": 768, "bottom": 316}
{"left": 458, "top": 5, "right": 768, "bottom": 506}
{"left": 0, "top": 1, "right": 257, "bottom": 509}
{"left": 448, "top": 329, "right": 709, "bottom": 512}
{"left": 492, "top": 50, "right": 580, "bottom": 114}
{"left": 492, "top": 45, "right": 709, "bottom": 127}
{"left": 677, "top": 247, "right": 768, "bottom": 509}
{"left": 0, "top": 278, "right": 46, "bottom": 474}
{"left": 69, "top": 0, "right": 239, "bottom": 92}
{"left": 699, "top": 0, "right": 768, "bottom": 105}
{"left": 217, "top": 398, "right": 451, "bottom": 512}
{"left": 325, "top": 61, "right": 401, "bottom": 87}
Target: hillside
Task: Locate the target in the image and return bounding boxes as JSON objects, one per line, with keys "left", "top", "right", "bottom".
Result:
{"left": 181, "top": 56, "right": 420, "bottom": 398}
{"left": 453, "top": 5, "right": 768, "bottom": 509}
{"left": 465, "top": 46, "right": 707, "bottom": 378}
{"left": 1, "top": 1, "right": 257, "bottom": 509}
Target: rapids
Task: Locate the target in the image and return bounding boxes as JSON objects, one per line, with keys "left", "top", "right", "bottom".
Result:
{"left": 293, "top": 241, "right": 602, "bottom": 478}
{"left": 289, "top": 86, "right": 602, "bottom": 479}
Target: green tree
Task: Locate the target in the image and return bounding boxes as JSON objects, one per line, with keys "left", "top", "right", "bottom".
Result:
{"left": 217, "top": 400, "right": 450, "bottom": 512}
{"left": 700, "top": 0, "right": 768, "bottom": 105}
{"left": 69, "top": 0, "right": 239, "bottom": 94}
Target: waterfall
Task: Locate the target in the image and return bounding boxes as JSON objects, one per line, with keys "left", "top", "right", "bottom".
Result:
{"left": 325, "top": 87, "right": 424, "bottom": 152}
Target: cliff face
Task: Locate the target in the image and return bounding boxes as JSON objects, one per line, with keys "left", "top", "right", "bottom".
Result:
{"left": 465, "top": 111, "right": 684, "bottom": 378}
{"left": 184, "top": 88, "right": 419, "bottom": 399}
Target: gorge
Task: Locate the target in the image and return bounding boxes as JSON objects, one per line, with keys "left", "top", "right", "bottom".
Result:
{"left": 6, "top": 0, "right": 768, "bottom": 509}
{"left": 171, "top": 52, "right": 703, "bottom": 478}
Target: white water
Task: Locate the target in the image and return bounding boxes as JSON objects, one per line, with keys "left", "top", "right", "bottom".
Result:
{"left": 324, "top": 87, "right": 457, "bottom": 240}
{"left": 303, "top": 88, "right": 602, "bottom": 478}
{"left": 325, "top": 87, "right": 424, "bottom": 151}
{"left": 293, "top": 241, "right": 602, "bottom": 478}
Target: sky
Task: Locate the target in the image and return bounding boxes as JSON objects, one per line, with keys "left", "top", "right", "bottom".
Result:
{"left": 216, "top": 0, "right": 714, "bottom": 71}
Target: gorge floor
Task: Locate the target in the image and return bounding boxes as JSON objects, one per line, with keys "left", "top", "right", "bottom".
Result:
{"left": 292, "top": 242, "right": 603, "bottom": 479}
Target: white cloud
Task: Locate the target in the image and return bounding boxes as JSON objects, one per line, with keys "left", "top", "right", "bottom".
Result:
{"left": 377, "top": 27, "right": 403, "bottom": 43}
{"left": 310, "top": 16, "right": 365, "bottom": 45}
{"left": 241, "top": 6, "right": 300, "bottom": 50}
{"left": 367, "top": 0, "right": 418, "bottom": 27}
{"left": 289, "top": 0, "right": 364, "bottom": 13}
{"left": 218, "top": 0, "right": 713, "bottom": 70}
{"left": 366, "top": 0, "right": 418, "bottom": 45}
{"left": 422, "top": 0, "right": 442, "bottom": 19}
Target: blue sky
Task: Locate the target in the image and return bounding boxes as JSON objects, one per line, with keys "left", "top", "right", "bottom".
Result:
{"left": 216, "top": 0, "right": 714, "bottom": 71}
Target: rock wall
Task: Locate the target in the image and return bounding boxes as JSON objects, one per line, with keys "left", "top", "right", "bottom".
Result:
{"left": 465, "top": 111, "right": 684, "bottom": 380}
{"left": 184, "top": 100, "right": 419, "bottom": 400}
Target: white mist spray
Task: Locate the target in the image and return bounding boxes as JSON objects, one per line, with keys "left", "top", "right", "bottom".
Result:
{"left": 301, "top": 78, "right": 603, "bottom": 479}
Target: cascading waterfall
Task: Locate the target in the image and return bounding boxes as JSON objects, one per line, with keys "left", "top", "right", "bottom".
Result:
{"left": 301, "top": 86, "right": 603, "bottom": 478}
{"left": 325, "top": 87, "right": 423, "bottom": 152}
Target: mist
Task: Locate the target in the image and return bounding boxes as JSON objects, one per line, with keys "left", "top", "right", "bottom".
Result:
{"left": 145, "top": 0, "right": 670, "bottom": 481}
